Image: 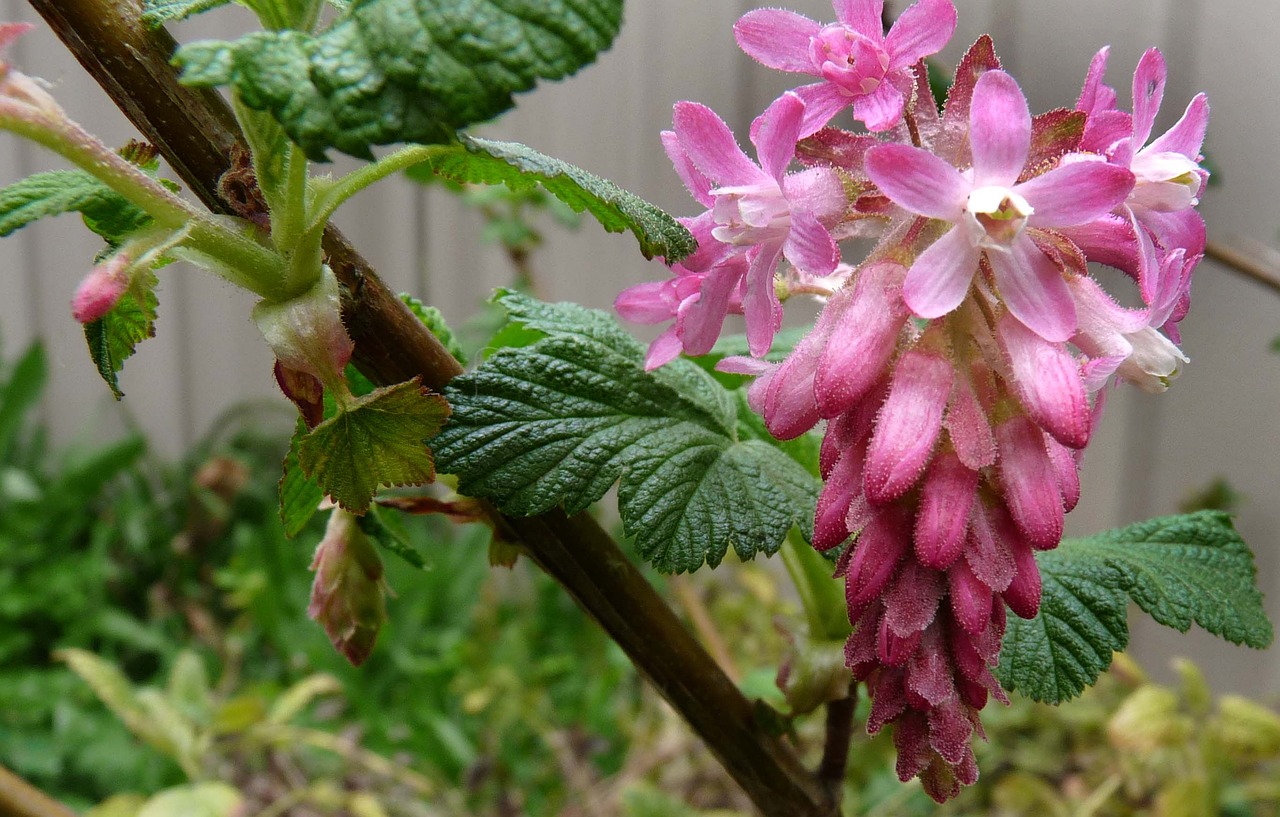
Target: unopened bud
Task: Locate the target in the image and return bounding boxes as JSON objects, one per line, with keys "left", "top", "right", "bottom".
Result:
{"left": 308, "top": 508, "right": 387, "bottom": 666}
{"left": 254, "top": 266, "right": 354, "bottom": 391}
{"left": 71, "top": 252, "right": 132, "bottom": 323}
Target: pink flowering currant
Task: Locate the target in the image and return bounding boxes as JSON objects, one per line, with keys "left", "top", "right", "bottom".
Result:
{"left": 620, "top": 5, "right": 1211, "bottom": 799}
{"left": 735, "top": 0, "right": 958, "bottom": 135}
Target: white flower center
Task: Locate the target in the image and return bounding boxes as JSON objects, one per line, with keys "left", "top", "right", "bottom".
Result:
{"left": 966, "top": 185, "right": 1034, "bottom": 248}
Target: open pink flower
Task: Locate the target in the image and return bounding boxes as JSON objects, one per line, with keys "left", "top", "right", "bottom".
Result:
{"left": 1076, "top": 48, "right": 1209, "bottom": 318}
{"left": 667, "top": 92, "right": 844, "bottom": 356}
{"left": 864, "top": 70, "right": 1134, "bottom": 342}
{"left": 735, "top": 0, "right": 957, "bottom": 134}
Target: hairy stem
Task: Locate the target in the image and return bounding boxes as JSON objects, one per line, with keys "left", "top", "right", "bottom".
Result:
{"left": 306, "top": 143, "right": 449, "bottom": 234}
{"left": 28, "top": 2, "right": 837, "bottom": 814}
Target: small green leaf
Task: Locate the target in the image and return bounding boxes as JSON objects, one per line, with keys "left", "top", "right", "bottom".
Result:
{"left": 407, "top": 136, "right": 695, "bottom": 262}
{"left": 174, "top": 0, "right": 625, "bottom": 161}
{"left": 141, "top": 0, "right": 232, "bottom": 26}
{"left": 433, "top": 292, "right": 819, "bottom": 573}
{"left": 83, "top": 270, "right": 160, "bottom": 400}
{"left": 279, "top": 418, "right": 325, "bottom": 537}
{"left": 0, "top": 169, "right": 149, "bottom": 243}
{"left": 400, "top": 293, "right": 466, "bottom": 365}
{"left": 997, "top": 512, "right": 1272, "bottom": 704}
{"left": 298, "top": 379, "right": 449, "bottom": 513}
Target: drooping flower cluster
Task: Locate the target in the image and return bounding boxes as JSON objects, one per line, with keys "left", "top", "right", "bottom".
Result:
{"left": 617, "top": 0, "right": 1209, "bottom": 802}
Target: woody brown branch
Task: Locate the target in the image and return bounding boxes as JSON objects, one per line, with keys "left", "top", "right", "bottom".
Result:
{"left": 22, "top": 2, "right": 838, "bottom": 815}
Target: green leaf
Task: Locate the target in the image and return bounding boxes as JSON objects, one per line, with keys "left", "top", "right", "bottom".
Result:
{"left": 174, "top": 0, "right": 625, "bottom": 161}
{"left": 0, "top": 342, "right": 47, "bottom": 463}
{"left": 83, "top": 271, "right": 159, "bottom": 400}
{"left": 407, "top": 136, "right": 695, "bottom": 262}
{"left": 432, "top": 292, "right": 820, "bottom": 573}
{"left": 141, "top": 0, "right": 233, "bottom": 26}
{"left": 0, "top": 170, "right": 150, "bottom": 243}
{"left": 297, "top": 379, "right": 449, "bottom": 513}
{"left": 356, "top": 505, "right": 427, "bottom": 568}
{"left": 400, "top": 293, "right": 466, "bottom": 365}
{"left": 137, "top": 783, "right": 241, "bottom": 817}
{"left": 997, "top": 512, "right": 1273, "bottom": 704}
{"left": 279, "top": 418, "right": 325, "bottom": 537}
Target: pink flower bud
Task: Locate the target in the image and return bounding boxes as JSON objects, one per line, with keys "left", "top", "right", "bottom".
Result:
{"left": 308, "top": 509, "right": 387, "bottom": 666}
{"left": 999, "top": 313, "right": 1091, "bottom": 449}
{"left": 842, "top": 506, "right": 911, "bottom": 610}
{"left": 948, "top": 558, "right": 994, "bottom": 635}
{"left": 914, "top": 452, "right": 978, "bottom": 568}
{"left": 1003, "top": 535, "right": 1043, "bottom": 619}
{"left": 71, "top": 252, "right": 131, "bottom": 323}
{"left": 864, "top": 349, "right": 953, "bottom": 504}
{"left": 813, "top": 262, "right": 909, "bottom": 418}
{"left": 995, "top": 415, "right": 1065, "bottom": 549}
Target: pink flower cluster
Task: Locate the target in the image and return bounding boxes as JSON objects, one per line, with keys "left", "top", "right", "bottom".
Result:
{"left": 617, "top": 0, "right": 1209, "bottom": 802}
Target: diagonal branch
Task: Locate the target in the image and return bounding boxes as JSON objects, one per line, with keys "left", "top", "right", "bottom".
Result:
{"left": 23, "top": 2, "right": 836, "bottom": 815}
{"left": 0, "top": 765, "right": 79, "bottom": 817}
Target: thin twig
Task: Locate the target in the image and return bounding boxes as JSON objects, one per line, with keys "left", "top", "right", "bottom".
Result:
{"left": 1206, "top": 238, "right": 1280, "bottom": 298}
{"left": 0, "top": 765, "right": 79, "bottom": 817}
{"left": 817, "top": 682, "right": 858, "bottom": 798}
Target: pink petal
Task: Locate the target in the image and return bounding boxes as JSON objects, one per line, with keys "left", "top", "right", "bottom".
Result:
{"left": 1147, "top": 93, "right": 1209, "bottom": 159}
{"left": 853, "top": 81, "right": 906, "bottom": 132}
{"left": 615, "top": 280, "right": 676, "bottom": 324}
{"left": 1018, "top": 160, "right": 1134, "bottom": 227}
{"left": 676, "top": 264, "right": 743, "bottom": 355}
{"left": 672, "top": 101, "right": 766, "bottom": 187}
{"left": 1131, "top": 48, "right": 1167, "bottom": 148}
{"left": 863, "top": 349, "right": 953, "bottom": 504}
{"left": 865, "top": 144, "right": 967, "bottom": 220}
{"left": 834, "top": 0, "right": 885, "bottom": 39}
{"left": 743, "top": 243, "right": 784, "bottom": 357}
{"left": 1057, "top": 214, "right": 1142, "bottom": 278}
{"left": 792, "top": 81, "right": 855, "bottom": 138}
{"left": 907, "top": 629, "right": 956, "bottom": 707}
{"left": 996, "top": 416, "right": 1064, "bottom": 550}
{"left": 677, "top": 212, "right": 734, "bottom": 271}
{"left": 752, "top": 92, "right": 805, "bottom": 181}
{"left": 814, "top": 262, "right": 909, "bottom": 417}
{"left": 885, "top": 0, "right": 957, "bottom": 71}
{"left": 877, "top": 614, "right": 923, "bottom": 666}
{"left": 763, "top": 296, "right": 835, "bottom": 438}
{"left": 1080, "top": 109, "right": 1133, "bottom": 155}
{"left": 914, "top": 451, "right": 977, "bottom": 569}
{"left": 969, "top": 70, "right": 1031, "bottom": 187}
{"left": 661, "top": 130, "right": 714, "bottom": 208}
{"left": 784, "top": 207, "right": 839, "bottom": 276}
{"left": 72, "top": 253, "right": 131, "bottom": 323}
{"left": 734, "top": 8, "right": 823, "bottom": 74}
{"left": 903, "top": 226, "right": 980, "bottom": 319}
{"left": 783, "top": 166, "right": 847, "bottom": 222}
{"left": 988, "top": 234, "right": 1077, "bottom": 343}
{"left": 998, "top": 312, "right": 1091, "bottom": 449}
{"left": 643, "top": 326, "right": 683, "bottom": 370}
{"left": 1076, "top": 47, "right": 1116, "bottom": 115}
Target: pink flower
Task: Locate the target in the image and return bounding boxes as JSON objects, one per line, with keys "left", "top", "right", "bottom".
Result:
{"left": 666, "top": 93, "right": 845, "bottom": 356}
{"left": 864, "top": 70, "right": 1134, "bottom": 342}
{"left": 1076, "top": 48, "right": 1209, "bottom": 323}
{"left": 71, "top": 251, "right": 132, "bottom": 323}
{"left": 735, "top": 0, "right": 957, "bottom": 134}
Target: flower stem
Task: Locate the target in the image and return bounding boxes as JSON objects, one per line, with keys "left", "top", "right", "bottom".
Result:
{"left": 781, "top": 529, "right": 851, "bottom": 642}
{"left": 305, "top": 143, "right": 449, "bottom": 235}
{"left": 0, "top": 764, "right": 78, "bottom": 817}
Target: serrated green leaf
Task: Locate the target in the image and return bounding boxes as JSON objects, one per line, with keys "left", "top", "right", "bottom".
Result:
{"left": 400, "top": 293, "right": 466, "bottom": 365}
{"left": 407, "top": 136, "right": 695, "bottom": 262}
{"left": 433, "top": 292, "right": 819, "bottom": 573}
{"left": 174, "top": 0, "right": 624, "bottom": 161}
{"left": 141, "top": 0, "right": 233, "bottom": 26}
{"left": 84, "top": 271, "right": 160, "bottom": 400}
{"left": 0, "top": 170, "right": 150, "bottom": 244}
{"left": 279, "top": 418, "right": 325, "bottom": 537}
{"left": 297, "top": 379, "right": 449, "bottom": 513}
{"left": 997, "top": 512, "right": 1272, "bottom": 704}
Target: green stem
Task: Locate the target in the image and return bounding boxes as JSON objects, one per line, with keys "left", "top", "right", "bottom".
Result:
{"left": 305, "top": 143, "right": 450, "bottom": 235}
{"left": 781, "top": 530, "right": 850, "bottom": 642}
